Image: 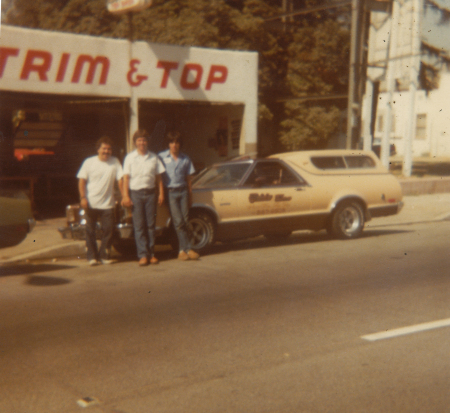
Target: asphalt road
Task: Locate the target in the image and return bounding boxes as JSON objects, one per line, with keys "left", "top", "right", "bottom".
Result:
{"left": 1, "top": 221, "right": 449, "bottom": 413}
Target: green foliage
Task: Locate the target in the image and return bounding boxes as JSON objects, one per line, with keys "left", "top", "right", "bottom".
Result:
{"left": 278, "top": 19, "right": 349, "bottom": 149}
{"left": 280, "top": 104, "right": 340, "bottom": 150}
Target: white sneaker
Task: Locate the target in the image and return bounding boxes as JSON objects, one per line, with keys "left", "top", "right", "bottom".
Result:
{"left": 89, "top": 259, "right": 99, "bottom": 266}
{"left": 100, "top": 259, "right": 116, "bottom": 265}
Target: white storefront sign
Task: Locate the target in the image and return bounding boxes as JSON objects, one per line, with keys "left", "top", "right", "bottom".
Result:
{"left": 0, "top": 25, "right": 258, "bottom": 152}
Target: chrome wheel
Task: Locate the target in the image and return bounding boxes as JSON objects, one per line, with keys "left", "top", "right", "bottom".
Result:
{"left": 331, "top": 202, "right": 364, "bottom": 239}
{"left": 188, "top": 212, "right": 215, "bottom": 253}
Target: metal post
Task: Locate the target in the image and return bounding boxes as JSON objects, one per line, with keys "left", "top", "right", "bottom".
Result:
{"left": 403, "top": 0, "right": 422, "bottom": 176}
{"left": 362, "top": 79, "right": 374, "bottom": 150}
{"left": 346, "top": 0, "right": 359, "bottom": 148}
{"left": 381, "top": 0, "right": 400, "bottom": 169}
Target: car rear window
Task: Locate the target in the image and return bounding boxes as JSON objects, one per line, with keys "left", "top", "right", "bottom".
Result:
{"left": 311, "top": 155, "right": 375, "bottom": 170}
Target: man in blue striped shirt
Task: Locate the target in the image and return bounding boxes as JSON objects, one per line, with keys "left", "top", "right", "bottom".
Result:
{"left": 159, "top": 130, "right": 200, "bottom": 261}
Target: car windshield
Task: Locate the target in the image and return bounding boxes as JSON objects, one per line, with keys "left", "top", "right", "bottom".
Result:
{"left": 193, "top": 163, "right": 251, "bottom": 189}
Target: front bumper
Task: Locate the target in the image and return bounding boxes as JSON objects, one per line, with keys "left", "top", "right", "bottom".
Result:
{"left": 28, "top": 218, "right": 36, "bottom": 233}
{"left": 58, "top": 223, "right": 165, "bottom": 240}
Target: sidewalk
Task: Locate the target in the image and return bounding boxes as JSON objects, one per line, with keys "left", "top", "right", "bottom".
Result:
{"left": 1, "top": 193, "right": 450, "bottom": 265}
{"left": 0, "top": 217, "right": 86, "bottom": 264}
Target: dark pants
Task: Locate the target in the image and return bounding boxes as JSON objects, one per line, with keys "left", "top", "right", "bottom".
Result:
{"left": 85, "top": 207, "right": 114, "bottom": 261}
{"left": 130, "top": 188, "right": 157, "bottom": 259}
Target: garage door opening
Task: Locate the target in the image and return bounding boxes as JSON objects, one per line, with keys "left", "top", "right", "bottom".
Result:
{"left": 0, "top": 91, "right": 128, "bottom": 218}
{"left": 138, "top": 99, "right": 245, "bottom": 171}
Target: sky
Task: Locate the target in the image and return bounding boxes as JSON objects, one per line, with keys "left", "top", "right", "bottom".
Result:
{"left": 422, "top": 1, "right": 450, "bottom": 52}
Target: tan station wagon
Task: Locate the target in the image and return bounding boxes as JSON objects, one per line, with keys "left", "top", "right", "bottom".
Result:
{"left": 60, "top": 150, "right": 403, "bottom": 254}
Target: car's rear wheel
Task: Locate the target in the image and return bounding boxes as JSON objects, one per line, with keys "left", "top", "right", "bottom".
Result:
{"left": 329, "top": 201, "right": 364, "bottom": 239}
{"left": 189, "top": 212, "right": 215, "bottom": 254}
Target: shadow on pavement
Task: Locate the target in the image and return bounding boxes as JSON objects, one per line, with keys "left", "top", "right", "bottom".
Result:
{"left": 198, "top": 228, "right": 412, "bottom": 257}
{"left": 26, "top": 275, "right": 72, "bottom": 286}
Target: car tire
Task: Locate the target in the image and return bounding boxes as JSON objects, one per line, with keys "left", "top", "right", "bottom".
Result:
{"left": 189, "top": 212, "right": 215, "bottom": 254}
{"left": 329, "top": 201, "right": 365, "bottom": 239}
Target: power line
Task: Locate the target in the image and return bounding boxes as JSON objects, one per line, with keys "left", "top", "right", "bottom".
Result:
{"left": 264, "top": 1, "right": 352, "bottom": 22}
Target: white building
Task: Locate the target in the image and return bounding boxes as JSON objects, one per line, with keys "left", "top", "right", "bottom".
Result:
{"left": 362, "top": 0, "right": 450, "bottom": 163}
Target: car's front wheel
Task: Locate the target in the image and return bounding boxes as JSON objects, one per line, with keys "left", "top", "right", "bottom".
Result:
{"left": 328, "top": 201, "right": 365, "bottom": 239}
{"left": 189, "top": 212, "right": 215, "bottom": 254}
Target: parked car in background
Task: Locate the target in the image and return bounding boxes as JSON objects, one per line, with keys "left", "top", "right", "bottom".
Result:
{"left": 0, "top": 190, "right": 36, "bottom": 248}
{"left": 59, "top": 150, "right": 403, "bottom": 255}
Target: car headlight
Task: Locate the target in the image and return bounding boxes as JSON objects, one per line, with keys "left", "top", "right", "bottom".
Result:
{"left": 66, "top": 206, "right": 79, "bottom": 224}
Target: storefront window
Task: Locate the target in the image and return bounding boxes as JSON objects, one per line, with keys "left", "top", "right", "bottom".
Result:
{"left": 415, "top": 114, "right": 427, "bottom": 140}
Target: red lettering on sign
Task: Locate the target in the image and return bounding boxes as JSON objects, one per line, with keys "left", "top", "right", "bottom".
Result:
{"left": 157, "top": 60, "right": 179, "bottom": 88}
{"left": 20, "top": 50, "right": 52, "bottom": 81}
{"left": 71, "top": 55, "right": 110, "bottom": 84}
{"left": 56, "top": 53, "right": 70, "bottom": 82}
{"left": 0, "top": 47, "right": 19, "bottom": 78}
{"left": 206, "top": 65, "right": 228, "bottom": 90}
{"left": 180, "top": 63, "right": 203, "bottom": 90}
{"left": 127, "top": 59, "right": 148, "bottom": 86}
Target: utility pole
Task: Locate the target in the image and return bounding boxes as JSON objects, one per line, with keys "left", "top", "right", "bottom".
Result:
{"left": 380, "top": 0, "right": 400, "bottom": 169}
{"left": 403, "top": 0, "right": 422, "bottom": 176}
{"left": 346, "top": 0, "right": 369, "bottom": 149}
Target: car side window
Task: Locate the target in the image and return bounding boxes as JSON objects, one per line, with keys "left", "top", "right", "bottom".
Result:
{"left": 344, "top": 156, "right": 376, "bottom": 168}
{"left": 244, "top": 161, "right": 303, "bottom": 187}
{"left": 311, "top": 156, "right": 346, "bottom": 170}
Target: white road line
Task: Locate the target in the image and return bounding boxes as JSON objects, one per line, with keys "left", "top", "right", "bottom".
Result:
{"left": 361, "top": 318, "right": 450, "bottom": 342}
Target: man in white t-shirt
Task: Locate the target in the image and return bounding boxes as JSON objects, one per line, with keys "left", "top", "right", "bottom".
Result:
{"left": 77, "top": 136, "right": 123, "bottom": 266}
{"left": 122, "top": 130, "right": 165, "bottom": 266}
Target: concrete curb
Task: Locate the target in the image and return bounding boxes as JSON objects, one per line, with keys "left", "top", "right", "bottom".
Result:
{"left": 0, "top": 241, "right": 86, "bottom": 264}
{"left": 399, "top": 177, "right": 450, "bottom": 196}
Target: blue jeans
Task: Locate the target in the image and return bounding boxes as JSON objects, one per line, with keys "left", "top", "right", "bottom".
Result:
{"left": 85, "top": 207, "right": 114, "bottom": 261}
{"left": 168, "top": 188, "right": 191, "bottom": 252}
{"left": 130, "top": 189, "right": 157, "bottom": 259}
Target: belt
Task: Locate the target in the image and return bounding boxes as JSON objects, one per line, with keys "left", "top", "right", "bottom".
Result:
{"left": 167, "top": 187, "right": 187, "bottom": 192}
{"left": 131, "top": 188, "right": 156, "bottom": 194}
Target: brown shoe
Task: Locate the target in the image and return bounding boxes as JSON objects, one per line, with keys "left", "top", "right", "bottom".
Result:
{"left": 150, "top": 256, "right": 159, "bottom": 265}
{"left": 187, "top": 250, "right": 200, "bottom": 260}
{"left": 139, "top": 257, "right": 149, "bottom": 266}
{"left": 178, "top": 251, "right": 189, "bottom": 261}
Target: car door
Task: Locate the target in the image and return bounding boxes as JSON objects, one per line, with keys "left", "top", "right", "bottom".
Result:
{"left": 192, "top": 161, "right": 253, "bottom": 222}
{"left": 236, "top": 160, "right": 311, "bottom": 234}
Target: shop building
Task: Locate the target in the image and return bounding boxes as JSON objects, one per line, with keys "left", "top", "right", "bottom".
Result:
{"left": 0, "top": 25, "right": 258, "bottom": 215}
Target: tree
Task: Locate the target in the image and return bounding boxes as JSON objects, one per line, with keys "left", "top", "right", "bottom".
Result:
{"left": 278, "top": 16, "right": 350, "bottom": 149}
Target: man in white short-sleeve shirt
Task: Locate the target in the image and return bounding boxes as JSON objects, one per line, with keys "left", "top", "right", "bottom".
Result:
{"left": 77, "top": 136, "right": 123, "bottom": 266}
{"left": 122, "top": 129, "right": 165, "bottom": 266}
